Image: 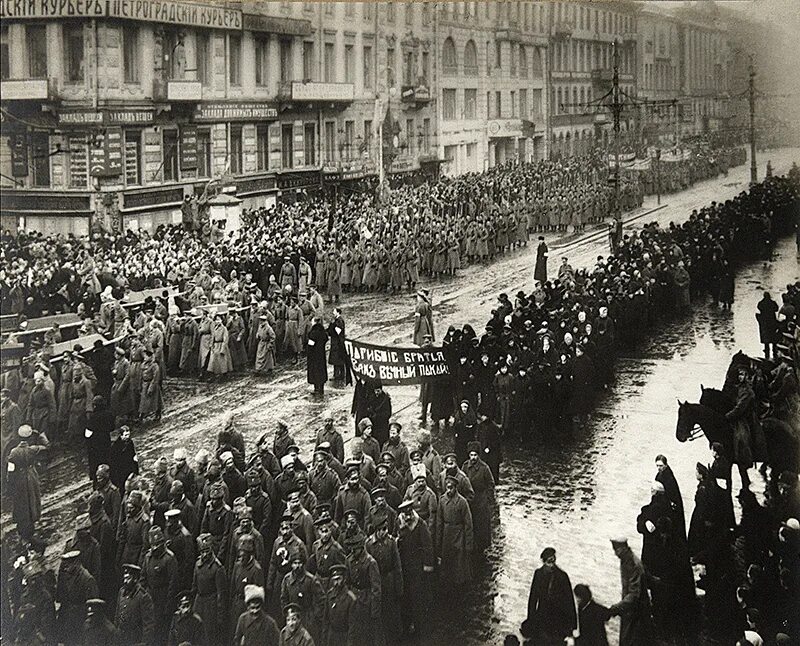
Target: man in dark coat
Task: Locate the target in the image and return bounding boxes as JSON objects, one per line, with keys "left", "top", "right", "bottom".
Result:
{"left": 232, "top": 584, "right": 280, "bottom": 645}
{"left": 167, "top": 591, "right": 204, "bottom": 646}
{"left": 306, "top": 316, "right": 328, "bottom": 398}
{"left": 114, "top": 563, "right": 155, "bottom": 646}
{"left": 574, "top": 583, "right": 611, "bottom": 646}
{"left": 56, "top": 550, "right": 99, "bottom": 645}
{"left": 534, "top": 236, "right": 549, "bottom": 284}
{"left": 608, "top": 538, "right": 654, "bottom": 646}
{"left": 522, "top": 547, "right": 577, "bottom": 645}
{"left": 367, "top": 385, "right": 393, "bottom": 449}
{"left": 327, "top": 307, "right": 349, "bottom": 386}
{"left": 142, "top": 525, "right": 180, "bottom": 646}
{"left": 83, "top": 598, "right": 118, "bottom": 645}
{"left": 654, "top": 454, "right": 686, "bottom": 539}
{"left": 191, "top": 533, "right": 227, "bottom": 646}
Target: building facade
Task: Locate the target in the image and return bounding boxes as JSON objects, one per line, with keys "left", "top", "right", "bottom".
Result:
{"left": 548, "top": 0, "right": 638, "bottom": 158}
{"left": 436, "top": 1, "right": 549, "bottom": 177}
{"left": 0, "top": 0, "right": 437, "bottom": 234}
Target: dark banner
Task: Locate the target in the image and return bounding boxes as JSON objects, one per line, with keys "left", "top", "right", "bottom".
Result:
{"left": 344, "top": 338, "right": 450, "bottom": 385}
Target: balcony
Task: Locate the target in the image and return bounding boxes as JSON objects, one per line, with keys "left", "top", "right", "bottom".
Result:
{"left": 1, "top": 78, "right": 54, "bottom": 101}
{"left": 622, "top": 32, "right": 638, "bottom": 45}
{"left": 495, "top": 27, "right": 522, "bottom": 42}
{"left": 401, "top": 83, "right": 431, "bottom": 106}
{"left": 591, "top": 68, "right": 614, "bottom": 83}
{"left": 153, "top": 79, "right": 203, "bottom": 102}
{"left": 287, "top": 81, "right": 355, "bottom": 103}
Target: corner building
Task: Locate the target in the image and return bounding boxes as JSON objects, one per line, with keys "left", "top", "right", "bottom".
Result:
{"left": 0, "top": 1, "right": 436, "bottom": 234}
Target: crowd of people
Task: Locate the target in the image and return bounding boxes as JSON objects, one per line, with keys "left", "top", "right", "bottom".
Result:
{"left": 0, "top": 152, "right": 796, "bottom": 646}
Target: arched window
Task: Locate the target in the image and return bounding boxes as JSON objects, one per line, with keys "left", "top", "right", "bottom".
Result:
{"left": 530, "top": 47, "right": 542, "bottom": 74}
{"left": 464, "top": 39, "right": 478, "bottom": 75}
{"left": 443, "top": 37, "right": 457, "bottom": 75}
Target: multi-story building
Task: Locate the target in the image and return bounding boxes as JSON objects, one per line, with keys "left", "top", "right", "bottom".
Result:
{"left": 637, "top": 8, "right": 682, "bottom": 146}
{"left": 436, "top": 1, "right": 548, "bottom": 176}
{"left": 0, "top": 1, "right": 437, "bottom": 234}
{"left": 547, "top": 1, "right": 638, "bottom": 158}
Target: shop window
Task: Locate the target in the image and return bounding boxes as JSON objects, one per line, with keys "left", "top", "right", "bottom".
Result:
{"left": 163, "top": 129, "right": 179, "bottom": 181}
{"left": 281, "top": 124, "right": 294, "bottom": 169}
{"left": 124, "top": 130, "right": 141, "bottom": 186}
{"left": 32, "top": 132, "right": 51, "bottom": 187}
{"left": 304, "top": 123, "right": 316, "bottom": 166}
{"left": 256, "top": 124, "right": 269, "bottom": 171}
{"left": 27, "top": 25, "right": 47, "bottom": 79}
{"left": 197, "top": 129, "right": 211, "bottom": 178}
{"left": 229, "top": 125, "right": 242, "bottom": 175}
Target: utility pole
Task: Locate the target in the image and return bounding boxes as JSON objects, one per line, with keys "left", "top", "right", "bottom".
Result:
{"left": 748, "top": 55, "right": 757, "bottom": 185}
{"left": 609, "top": 39, "right": 623, "bottom": 253}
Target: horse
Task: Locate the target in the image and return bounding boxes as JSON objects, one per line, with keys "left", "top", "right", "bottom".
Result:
{"left": 699, "top": 385, "right": 733, "bottom": 414}
{"left": 675, "top": 401, "right": 751, "bottom": 485}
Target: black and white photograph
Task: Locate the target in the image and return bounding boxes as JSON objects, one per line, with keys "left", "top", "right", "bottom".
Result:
{"left": 0, "top": 0, "right": 798, "bottom": 644}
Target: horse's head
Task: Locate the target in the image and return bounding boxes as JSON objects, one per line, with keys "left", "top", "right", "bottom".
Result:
{"left": 676, "top": 400, "right": 691, "bottom": 442}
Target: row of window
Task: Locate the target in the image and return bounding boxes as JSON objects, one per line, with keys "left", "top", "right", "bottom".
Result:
{"left": 10, "top": 119, "right": 434, "bottom": 189}
{"left": 554, "top": 3, "right": 634, "bottom": 35}
{"left": 552, "top": 40, "right": 635, "bottom": 75}
{"left": 551, "top": 84, "right": 636, "bottom": 115}
{"left": 442, "top": 88, "right": 543, "bottom": 121}
{"left": 643, "top": 62, "right": 678, "bottom": 92}
{"left": 441, "top": 38, "right": 543, "bottom": 78}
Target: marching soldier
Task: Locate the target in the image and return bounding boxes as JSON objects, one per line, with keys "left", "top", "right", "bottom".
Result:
{"left": 142, "top": 525, "right": 180, "bottom": 646}
{"left": 114, "top": 563, "right": 155, "bottom": 646}
{"left": 191, "top": 533, "right": 227, "bottom": 646}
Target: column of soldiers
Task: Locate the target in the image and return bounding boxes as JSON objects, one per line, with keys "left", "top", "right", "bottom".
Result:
{"left": 2, "top": 406, "right": 499, "bottom": 645}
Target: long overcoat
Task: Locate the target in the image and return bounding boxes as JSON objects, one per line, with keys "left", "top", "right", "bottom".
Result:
{"left": 434, "top": 491, "right": 473, "bottom": 586}
{"left": 306, "top": 323, "right": 329, "bottom": 387}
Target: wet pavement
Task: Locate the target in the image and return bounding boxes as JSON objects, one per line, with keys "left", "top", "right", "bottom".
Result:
{"left": 4, "top": 148, "right": 799, "bottom": 645}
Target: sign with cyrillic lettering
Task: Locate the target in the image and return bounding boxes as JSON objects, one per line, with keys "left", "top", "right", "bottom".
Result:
{"left": 344, "top": 338, "right": 450, "bottom": 385}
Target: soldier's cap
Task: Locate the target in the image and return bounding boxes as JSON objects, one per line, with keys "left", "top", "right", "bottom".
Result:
{"left": 344, "top": 532, "right": 366, "bottom": 548}
{"left": 295, "top": 471, "right": 308, "bottom": 483}
{"left": 380, "top": 451, "right": 396, "bottom": 463}
{"left": 283, "top": 602, "right": 302, "bottom": 616}
{"left": 375, "top": 462, "right": 390, "bottom": 475}
{"left": 444, "top": 474, "right": 459, "bottom": 486}
{"left": 17, "top": 424, "right": 33, "bottom": 439}
{"left": 61, "top": 550, "right": 81, "bottom": 561}
{"left": 289, "top": 552, "right": 305, "bottom": 564}
{"left": 127, "top": 490, "right": 145, "bottom": 506}
{"left": 314, "top": 502, "right": 332, "bottom": 515}
{"left": 148, "top": 525, "right": 165, "bottom": 539}
{"left": 196, "top": 533, "right": 213, "bottom": 550}
{"left": 176, "top": 590, "right": 193, "bottom": 604}
{"left": 317, "top": 441, "right": 332, "bottom": 452}
{"left": 244, "top": 584, "right": 265, "bottom": 604}
{"left": 208, "top": 484, "right": 225, "bottom": 499}
{"left": 314, "top": 446, "right": 331, "bottom": 458}
{"left": 370, "top": 487, "right": 387, "bottom": 499}
{"left": 236, "top": 506, "right": 253, "bottom": 521}
{"left": 115, "top": 345, "right": 126, "bottom": 356}
{"left": 287, "top": 444, "right": 300, "bottom": 454}
{"left": 246, "top": 468, "right": 261, "bottom": 485}
{"left": 442, "top": 452, "right": 457, "bottom": 462}
{"left": 280, "top": 512, "right": 294, "bottom": 524}
{"left": 422, "top": 333, "right": 433, "bottom": 340}
{"left": 343, "top": 508, "right": 361, "bottom": 521}
{"left": 330, "top": 563, "right": 348, "bottom": 578}
{"left": 219, "top": 451, "right": 234, "bottom": 465}
{"left": 75, "top": 513, "right": 91, "bottom": 531}
{"left": 122, "top": 563, "right": 142, "bottom": 574}
{"left": 280, "top": 455, "right": 295, "bottom": 469}
{"left": 409, "top": 449, "right": 422, "bottom": 460}
{"left": 410, "top": 464, "right": 427, "bottom": 481}
{"left": 314, "top": 513, "right": 333, "bottom": 527}
{"left": 398, "top": 500, "right": 414, "bottom": 513}
{"left": 164, "top": 509, "right": 181, "bottom": 520}
{"left": 540, "top": 547, "right": 556, "bottom": 561}
{"left": 389, "top": 420, "right": 402, "bottom": 431}
{"left": 345, "top": 461, "right": 361, "bottom": 475}
{"left": 173, "top": 447, "right": 187, "bottom": 461}
{"left": 467, "top": 441, "right": 481, "bottom": 455}
{"left": 357, "top": 418, "right": 373, "bottom": 432}
{"left": 85, "top": 598, "right": 106, "bottom": 614}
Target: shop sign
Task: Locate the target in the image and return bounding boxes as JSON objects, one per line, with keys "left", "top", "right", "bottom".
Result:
{"left": 10, "top": 134, "right": 28, "bottom": 177}
{"left": 243, "top": 13, "right": 312, "bottom": 36}
{"left": 487, "top": 119, "right": 524, "bottom": 139}
{"left": 0, "top": 0, "right": 105, "bottom": 19}
{"left": 291, "top": 82, "right": 355, "bottom": 102}
{"left": 58, "top": 110, "right": 155, "bottom": 125}
{"left": 90, "top": 127, "right": 123, "bottom": 177}
{"left": 179, "top": 125, "right": 198, "bottom": 170}
{"left": 389, "top": 157, "right": 416, "bottom": 173}
{"left": 194, "top": 102, "right": 278, "bottom": 122}
{"left": 107, "top": 0, "right": 242, "bottom": 29}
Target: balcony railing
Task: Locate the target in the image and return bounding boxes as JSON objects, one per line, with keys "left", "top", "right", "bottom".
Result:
{"left": 554, "top": 21, "right": 575, "bottom": 38}
{"left": 289, "top": 81, "right": 355, "bottom": 102}
{"left": 442, "top": 64, "right": 459, "bottom": 77}
{"left": 463, "top": 65, "right": 479, "bottom": 77}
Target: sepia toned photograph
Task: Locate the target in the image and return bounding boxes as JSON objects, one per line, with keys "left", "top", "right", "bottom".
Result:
{"left": 0, "top": 0, "right": 798, "bottom": 644}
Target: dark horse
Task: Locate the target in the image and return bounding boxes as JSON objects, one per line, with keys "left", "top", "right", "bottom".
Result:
{"left": 700, "top": 385, "right": 800, "bottom": 475}
{"left": 675, "top": 401, "right": 752, "bottom": 485}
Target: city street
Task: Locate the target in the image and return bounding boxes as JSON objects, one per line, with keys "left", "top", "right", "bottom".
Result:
{"left": 8, "top": 147, "right": 798, "bottom": 644}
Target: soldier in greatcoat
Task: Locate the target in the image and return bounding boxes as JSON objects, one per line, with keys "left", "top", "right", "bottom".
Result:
{"left": 191, "top": 533, "right": 227, "bottom": 646}
{"left": 306, "top": 512, "right": 346, "bottom": 592}
{"left": 83, "top": 598, "right": 118, "bottom": 645}
{"left": 324, "top": 564, "right": 357, "bottom": 646}
{"left": 608, "top": 538, "right": 654, "bottom": 646}
{"left": 116, "top": 490, "right": 151, "bottom": 572}
{"left": 232, "top": 584, "right": 280, "bottom": 645}
{"left": 366, "top": 517, "right": 404, "bottom": 640}
{"left": 435, "top": 475, "right": 473, "bottom": 587}
{"left": 142, "top": 525, "right": 180, "bottom": 645}
{"left": 199, "top": 483, "right": 234, "bottom": 564}
{"left": 56, "top": 550, "right": 99, "bottom": 645}
{"left": 279, "top": 553, "right": 326, "bottom": 642}
{"left": 229, "top": 534, "right": 266, "bottom": 635}
{"left": 344, "top": 532, "right": 384, "bottom": 646}
{"left": 462, "top": 441, "right": 495, "bottom": 552}
{"left": 163, "top": 509, "right": 195, "bottom": 592}
{"left": 7, "top": 425, "right": 49, "bottom": 540}
{"left": 167, "top": 591, "right": 204, "bottom": 646}
{"left": 114, "top": 563, "right": 155, "bottom": 646}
